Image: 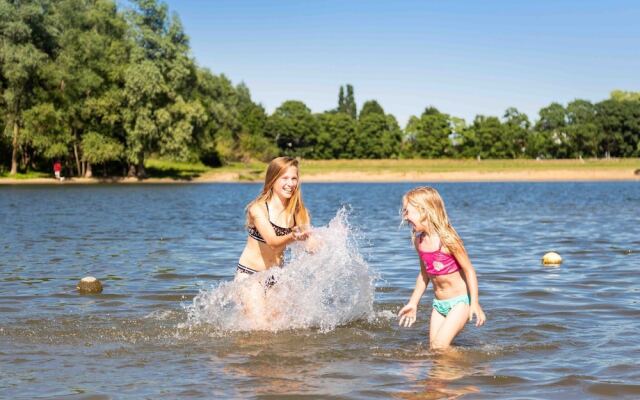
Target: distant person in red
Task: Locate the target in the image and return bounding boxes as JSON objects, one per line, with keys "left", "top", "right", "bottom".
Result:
{"left": 53, "top": 161, "right": 62, "bottom": 180}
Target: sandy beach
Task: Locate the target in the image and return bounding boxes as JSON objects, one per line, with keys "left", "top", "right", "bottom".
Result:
{"left": 1, "top": 168, "right": 638, "bottom": 184}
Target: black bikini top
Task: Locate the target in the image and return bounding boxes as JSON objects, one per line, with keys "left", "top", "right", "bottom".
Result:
{"left": 248, "top": 202, "right": 294, "bottom": 243}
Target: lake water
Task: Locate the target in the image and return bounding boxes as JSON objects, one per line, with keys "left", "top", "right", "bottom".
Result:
{"left": 1, "top": 182, "right": 639, "bottom": 399}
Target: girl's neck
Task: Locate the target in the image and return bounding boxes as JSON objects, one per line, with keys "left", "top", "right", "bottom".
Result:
{"left": 419, "top": 230, "right": 441, "bottom": 251}
{"left": 268, "top": 195, "right": 288, "bottom": 213}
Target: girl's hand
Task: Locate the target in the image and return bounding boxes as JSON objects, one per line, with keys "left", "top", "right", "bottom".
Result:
{"left": 469, "top": 303, "right": 486, "bottom": 327}
{"left": 292, "top": 226, "right": 309, "bottom": 241}
{"left": 398, "top": 304, "right": 417, "bottom": 327}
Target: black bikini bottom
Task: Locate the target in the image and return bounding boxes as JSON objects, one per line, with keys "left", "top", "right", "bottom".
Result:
{"left": 236, "top": 263, "right": 277, "bottom": 288}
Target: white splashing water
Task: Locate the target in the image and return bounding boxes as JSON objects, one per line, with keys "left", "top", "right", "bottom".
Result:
{"left": 184, "top": 209, "right": 376, "bottom": 332}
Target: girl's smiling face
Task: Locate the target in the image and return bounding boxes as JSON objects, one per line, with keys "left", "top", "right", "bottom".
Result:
{"left": 273, "top": 166, "right": 299, "bottom": 200}
{"left": 402, "top": 200, "right": 425, "bottom": 232}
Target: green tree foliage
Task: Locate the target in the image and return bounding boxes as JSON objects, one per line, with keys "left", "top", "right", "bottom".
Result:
{"left": 359, "top": 100, "right": 384, "bottom": 120}
{"left": 234, "top": 82, "right": 276, "bottom": 162}
{"left": 51, "top": 0, "right": 131, "bottom": 177}
{"left": 0, "top": 0, "right": 55, "bottom": 174}
{"left": 531, "top": 103, "right": 568, "bottom": 158}
{"left": 404, "top": 107, "right": 453, "bottom": 158}
{"left": 464, "top": 115, "right": 505, "bottom": 159}
{"left": 337, "top": 84, "right": 356, "bottom": 119}
{"left": 0, "top": 111, "right": 6, "bottom": 171}
{"left": 610, "top": 90, "right": 640, "bottom": 102}
{"left": 123, "top": 0, "right": 204, "bottom": 177}
{"left": 345, "top": 84, "right": 356, "bottom": 119}
{"left": 316, "top": 112, "right": 356, "bottom": 158}
{"left": 81, "top": 131, "right": 124, "bottom": 165}
{"left": 448, "top": 116, "right": 467, "bottom": 156}
{"left": 566, "top": 99, "right": 598, "bottom": 157}
{"left": 596, "top": 98, "right": 640, "bottom": 157}
{"left": 265, "top": 100, "right": 319, "bottom": 157}
{"left": 190, "top": 69, "right": 236, "bottom": 165}
{"left": 0, "top": 0, "right": 273, "bottom": 175}
{"left": 22, "top": 102, "right": 69, "bottom": 160}
{"left": 502, "top": 107, "right": 530, "bottom": 158}
{"left": 351, "top": 110, "right": 401, "bottom": 159}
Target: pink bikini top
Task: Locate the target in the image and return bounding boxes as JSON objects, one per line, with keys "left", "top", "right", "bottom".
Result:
{"left": 418, "top": 239, "right": 461, "bottom": 276}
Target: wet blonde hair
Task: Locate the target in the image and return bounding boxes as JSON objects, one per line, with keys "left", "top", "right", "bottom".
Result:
{"left": 246, "top": 156, "right": 310, "bottom": 227}
{"left": 402, "top": 186, "right": 464, "bottom": 253}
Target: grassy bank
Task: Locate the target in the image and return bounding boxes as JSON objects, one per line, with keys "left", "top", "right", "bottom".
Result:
{"left": 145, "top": 158, "right": 266, "bottom": 180}
{"left": 0, "top": 170, "right": 51, "bottom": 179}
{"left": 2, "top": 158, "right": 638, "bottom": 183}
{"left": 298, "top": 158, "right": 640, "bottom": 174}
{"left": 198, "top": 158, "right": 640, "bottom": 181}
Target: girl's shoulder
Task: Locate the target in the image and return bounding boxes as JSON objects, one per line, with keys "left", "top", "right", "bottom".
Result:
{"left": 247, "top": 202, "right": 268, "bottom": 219}
{"left": 412, "top": 233, "right": 424, "bottom": 251}
{"left": 415, "top": 232, "right": 450, "bottom": 253}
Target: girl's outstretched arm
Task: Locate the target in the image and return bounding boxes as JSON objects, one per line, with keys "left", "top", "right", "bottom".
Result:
{"left": 249, "top": 203, "right": 303, "bottom": 248}
{"left": 451, "top": 245, "right": 486, "bottom": 327}
{"left": 398, "top": 262, "right": 429, "bottom": 328}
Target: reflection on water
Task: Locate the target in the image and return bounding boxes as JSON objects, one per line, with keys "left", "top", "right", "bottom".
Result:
{"left": 1, "top": 182, "right": 640, "bottom": 398}
{"left": 396, "top": 351, "right": 484, "bottom": 400}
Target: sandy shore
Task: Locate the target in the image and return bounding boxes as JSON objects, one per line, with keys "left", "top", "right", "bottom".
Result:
{"left": 1, "top": 169, "right": 638, "bottom": 185}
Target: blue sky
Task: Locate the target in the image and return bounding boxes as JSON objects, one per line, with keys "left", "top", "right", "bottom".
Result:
{"left": 162, "top": 0, "right": 639, "bottom": 126}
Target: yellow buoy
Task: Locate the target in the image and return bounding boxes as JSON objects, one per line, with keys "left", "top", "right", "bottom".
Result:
{"left": 542, "top": 252, "right": 562, "bottom": 266}
{"left": 77, "top": 276, "right": 103, "bottom": 294}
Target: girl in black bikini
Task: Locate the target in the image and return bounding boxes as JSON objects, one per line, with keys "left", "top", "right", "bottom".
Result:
{"left": 236, "top": 157, "right": 312, "bottom": 327}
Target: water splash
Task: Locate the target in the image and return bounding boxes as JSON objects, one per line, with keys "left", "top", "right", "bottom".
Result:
{"left": 184, "top": 208, "right": 376, "bottom": 332}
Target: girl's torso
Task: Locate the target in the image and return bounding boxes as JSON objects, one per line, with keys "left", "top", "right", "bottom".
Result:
{"left": 238, "top": 202, "right": 294, "bottom": 271}
{"left": 416, "top": 233, "right": 468, "bottom": 299}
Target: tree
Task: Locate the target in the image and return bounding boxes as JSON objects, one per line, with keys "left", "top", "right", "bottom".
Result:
{"left": 49, "top": 0, "right": 131, "bottom": 177}
{"left": 316, "top": 112, "right": 356, "bottom": 158}
{"left": 0, "top": 0, "right": 55, "bottom": 174}
{"left": 405, "top": 107, "right": 453, "bottom": 158}
{"left": 235, "top": 82, "right": 275, "bottom": 161}
{"left": 502, "top": 107, "right": 530, "bottom": 158}
{"left": 566, "top": 99, "right": 598, "bottom": 157}
{"left": 0, "top": 111, "right": 6, "bottom": 171}
{"left": 22, "top": 103, "right": 69, "bottom": 163}
{"left": 610, "top": 90, "right": 640, "bottom": 102}
{"left": 359, "top": 100, "right": 384, "bottom": 120}
{"left": 81, "top": 131, "right": 124, "bottom": 175}
{"left": 533, "top": 102, "right": 568, "bottom": 158}
{"left": 596, "top": 98, "right": 640, "bottom": 157}
{"left": 265, "top": 100, "right": 319, "bottom": 157}
{"left": 460, "top": 115, "right": 506, "bottom": 159}
{"left": 448, "top": 116, "right": 467, "bottom": 157}
{"left": 123, "top": 0, "right": 204, "bottom": 177}
{"left": 337, "top": 84, "right": 356, "bottom": 119}
{"left": 351, "top": 111, "right": 401, "bottom": 158}
{"left": 192, "top": 69, "right": 240, "bottom": 165}
{"left": 345, "top": 84, "right": 356, "bottom": 119}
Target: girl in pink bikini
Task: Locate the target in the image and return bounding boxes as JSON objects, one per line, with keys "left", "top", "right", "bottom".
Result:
{"left": 398, "top": 186, "right": 486, "bottom": 350}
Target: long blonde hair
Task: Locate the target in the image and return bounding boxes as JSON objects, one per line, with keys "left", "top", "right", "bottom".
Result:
{"left": 403, "top": 186, "right": 464, "bottom": 253}
{"left": 246, "top": 157, "right": 310, "bottom": 227}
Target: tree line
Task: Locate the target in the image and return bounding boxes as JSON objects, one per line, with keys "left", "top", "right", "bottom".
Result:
{"left": 2, "top": 0, "right": 639, "bottom": 178}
